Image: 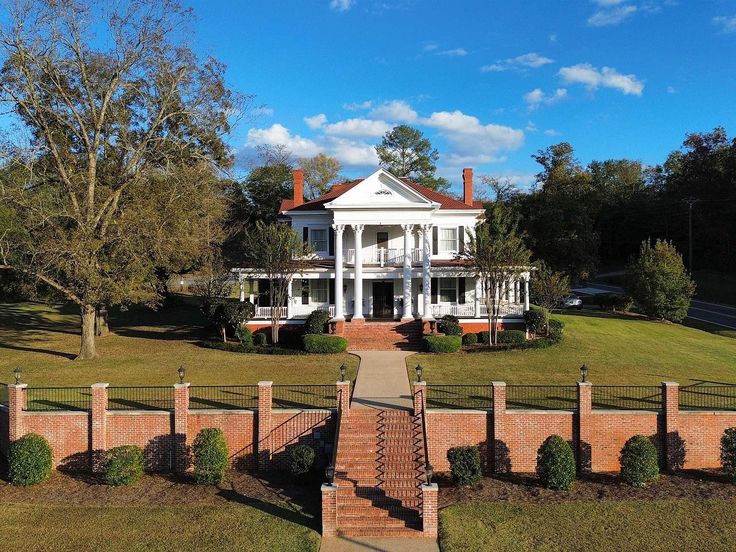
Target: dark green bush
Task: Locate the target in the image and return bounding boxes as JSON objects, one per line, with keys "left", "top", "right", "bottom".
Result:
{"left": 477, "top": 331, "right": 490, "bottom": 344}
{"left": 287, "top": 444, "right": 316, "bottom": 476}
{"left": 438, "top": 314, "right": 462, "bottom": 336}
{"left": 596, "top": 293, "right": 618, "bottom": 311}
{"left": 102, "top": 445, "right": 144, "bottom": 486}
{"left": 234, "top": 326, "right": 253, "bottom": 349}
{"left": 462, "top": 332, "right": 478, "bottom": 345}
{"left": 721, "top": 427, "right": 736, "bottom": 484}
{"left": 304, "top": 309, "right": 331, "bottom": 335}
{"left": 620, "top": 435, "right": 659, "bottom": 487}
{"left": 423, "top": 335, "right": 462, "bottom": 353}
{"left": 193, "top": 428, "right": 229, "bottom": 485}
{"left": 536, "top": 435, "right": 576, "bottom": 491}
{"left": 523, "top": 305, "right": 549, "bottom": 335}
{"left": 497, "top": 330, "right": 527, "bottom": 344}
{"left": 447, "top": 446, "right": 482, "bottom": 486}
{"left": 278, "top": 329, "right": 305, "bottom": 349}
{"left": 9, "top": 433, "right": 53, "bottom": 486}
{"left": 615, "top": 295, "right": 634, "bottom": 312}
{"left": 548, "top": 319, "right": 565, "bottom": 342}
{"left": 253, "top": 332, "right": 268, "bottom": 346}
{"left": 303, "top": 334, "right": 347, "bottom": 353}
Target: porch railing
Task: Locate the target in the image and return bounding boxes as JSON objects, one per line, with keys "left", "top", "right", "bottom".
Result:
{"left": 344, "top": 247, "right": 422, "bottom": 267}
{"left": 254, "top": 306, "right": 287, "bottom": 319}
{"left": 431, "top": 302, "right": 525, "bottom": 318}
{"left": 254, "top": 305, "right": 335, "bottom": 319}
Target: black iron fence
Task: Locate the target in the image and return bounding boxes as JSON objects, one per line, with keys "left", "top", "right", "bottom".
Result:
{"left": 25, "top": 387, "right": 92, "bottom": 412}
{"left": 272, "top": 384, "right": 335, "bottom": 409}
{"left": 680, "top": 385, "right": 736, "bottom": 411}
{"left": 189, "top": 385, "right": 259, "bottom": 410}
{"left": 592, "top": 386, "right": 662, "bottom": 411}
{"left": 426, "top": 384, "right": 494, "bottom": 409}
{"left": 506, "top": 385, "right": 578, "bottom": 410}
{"left": 107, "top": 386, "right": 174, "bottom": 411}
{"left": 0, "top": 383, "right": 7, "bottom": 407}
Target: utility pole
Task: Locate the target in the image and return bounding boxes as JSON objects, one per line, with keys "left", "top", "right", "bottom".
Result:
{"left": 683, "top": 197, "right": 699, "bottom": 274}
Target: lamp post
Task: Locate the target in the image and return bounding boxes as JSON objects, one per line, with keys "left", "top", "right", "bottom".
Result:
{"left": 415, "top": 364, "right": 423, "bottom": 383}
{"left": 13, "top": 366, "right": 22, "bottom": 385}
{"left": 325, "top": 464, "right": 335, "bottom": 486}
{"left": 339, "top": 363, "right": 347, "bottom": 383}
{"left": 425, "top": 463, "right": 434, "bottom": 485}
{"left": 178, "top": 365, "right": 186, "bottom": 385}
{"left": 579, "top": 363, "right": 588, "bottom": 383}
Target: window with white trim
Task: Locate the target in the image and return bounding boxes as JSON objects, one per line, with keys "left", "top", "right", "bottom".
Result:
{"left": 439, "top": 228, "right": 458, "bottom": 253}
{"left": 310, "top": 279, "right": 328, "bottom": 303}
{"left": 439, "top": 278, "right": 457, "bottom": 303}
{"left": 308, "top": 228, "right": 328, "bottom": 252}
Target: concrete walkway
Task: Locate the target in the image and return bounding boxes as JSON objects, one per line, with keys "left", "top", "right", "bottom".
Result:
{"left": 350, "top": 351, "right": 415, "bottom": 410}
{"left": 320, "top": 536, "right": 440, "bottom": 552}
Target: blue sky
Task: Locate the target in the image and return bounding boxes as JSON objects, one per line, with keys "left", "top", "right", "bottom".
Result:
{"left": 193, "top": 1, "right": 735, "bottom": 193}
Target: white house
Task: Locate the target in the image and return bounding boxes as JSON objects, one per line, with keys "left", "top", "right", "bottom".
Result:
{"left": 236, "top": 167, "right": 530, "bottom": 331}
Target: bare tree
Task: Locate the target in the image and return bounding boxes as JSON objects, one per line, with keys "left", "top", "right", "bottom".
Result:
{"left": 299, "top": 153, "right": 342, "bottom": 199}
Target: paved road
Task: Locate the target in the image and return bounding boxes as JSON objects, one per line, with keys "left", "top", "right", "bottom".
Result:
{"left": 576, "top": 282, "right": 736, "bottom": 330}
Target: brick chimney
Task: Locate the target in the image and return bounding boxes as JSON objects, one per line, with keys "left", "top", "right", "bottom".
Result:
{"left": 463, "top": 168, "right": 473, "bottom": 206}
{"left": 293, "top": 169, "right": 304, "bottom": 207}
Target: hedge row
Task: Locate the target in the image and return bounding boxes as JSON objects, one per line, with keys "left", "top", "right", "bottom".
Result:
{"left": 303, "top": 334, "right": 348, "bottom": 353}
{"left": 423, "top": 335, "right": 462, "bottom": 353}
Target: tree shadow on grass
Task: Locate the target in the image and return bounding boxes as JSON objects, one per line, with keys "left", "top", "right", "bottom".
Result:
{"left": 0, "top": 342, "right": 77, "bottom": 360}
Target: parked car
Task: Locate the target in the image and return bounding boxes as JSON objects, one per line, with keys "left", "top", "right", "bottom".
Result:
{"left": 561, "top": 294, "right": 583, "bottom": 309}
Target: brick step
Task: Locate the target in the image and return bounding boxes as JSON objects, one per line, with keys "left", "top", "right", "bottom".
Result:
{"left": 338, "top": 489, "right": 421, "bottom": 499}
{"left": 337, "top": 479, "right": 421, "bottom": 488}
{"left": 339, "top": 507, "right": 421, "bottom": 518}
{"left": 334, "top": 526, "right": 423, "bottom": 537}
{"left": 338, "top": 459, "right": 419, "bottom": 468}
{"left": 338, "top": 497, "right": 423, "bottom": 509}
{"left": 336, "top": 516, "right": 420, "bottom": 528}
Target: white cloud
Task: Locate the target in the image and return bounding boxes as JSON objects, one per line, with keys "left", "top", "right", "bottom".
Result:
{"left": 559, "top": 63, "right": 644, "bottom": 95}
{"left": 526, "top": 121, "right": 539, "bottom": 132}
{"left": 666, "top": 85, "right": 676, "bottom": 94}
{"left": 343, "top": 100, "right": 373, "bottom": 111}
{"left": 251, "top": 106, "right": 274, "bottom": 118}
{"left": 304, "top": 113, "right": 327, "bottom": 129}
{"left": 713, "top": 15, "right": 736, "bottom": 34}
{"left": 436, "top": 48, "right": 468, "bottom": 57}
{"left": 246, "top": 124, "right": 320, "bottom": 158}
{"left": 481, "top": 52, "right": 554, "bottom": 73}
{"left": 329, "top": 0, "right": 353, "bottom": 12}
{"left": 549, "top": 33, "right": 558, "bottom": 43}
{"left": 588, "top": 4, "right": 637, "bottom": 26}
{"left": 422, "top": 42, "right": 439, "bottom": 52}
{"left": 544, "top": 129, "right": 562, "bottom": 137}
{"left": 323, "top": 118, "right": 391, "bottom": 138}
{"left": 523, "top": 88, "right": 568, "bottom": 111}
{"left": 325, "top": 137, "right": 379, "bottom": 166}
{"left": 422, "top": 110, "right": 524, "bottom": 158}
{"left": 480, "top": 63, "right": 506, "bottom": 73}
{"left": 368, "top": 100, "right": 418, "bottom": 123}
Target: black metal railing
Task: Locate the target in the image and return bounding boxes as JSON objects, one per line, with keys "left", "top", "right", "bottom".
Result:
{"left": 0, "top": 383, "right": 8, "bottom": 407}
{"left": 272, "top": 384, "right": 335, "bottom": 409}
{"left": 107, "top": 386, "right": 174, "bottom": 411}
{"left": 506, "top": 385, "right": 578, "bottom": 410}
{"left": 592, "top": 385, "right": 662, "bottom": 410}
{"left": 189, "top": 385, "right": 259, "bottom": 410}
{"left": 680, "top": 385, "right": 736, "bottom": 411}
{"left": 427, "top": 384, "right": 494, "bottom": 409}
{"left": 24, "top": 387, "right": 92, "bottom": 411}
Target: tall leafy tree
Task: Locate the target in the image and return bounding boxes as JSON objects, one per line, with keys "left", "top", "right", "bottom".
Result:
{"left": 299, "top": 153, "right": 342, "bottom": 199}
{"left": 0, "top": 0, "right": 242, "bottom": 359}
{"left": 530, "top": 263, "right": 571, "bottom": 323}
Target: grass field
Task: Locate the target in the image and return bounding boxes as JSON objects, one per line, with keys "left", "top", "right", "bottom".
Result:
{"left": 409, "top": 312, "right": 736, "bottom": 385}
{"left": 0, "top": 301, "right": 358, "bottom": 387}
{"left": 439, "top": 499, "right": 736, "bottom": 552}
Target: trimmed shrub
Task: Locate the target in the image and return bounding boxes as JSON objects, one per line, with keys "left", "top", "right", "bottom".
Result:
{"left": 721, "top": 427, "right": 736, "bottom": 484}
{"left": 462, "top": 332, "right": 478, "bottom": 345}
{"left": 304, "top": 309, "right": 331, "bottom": 335}
{"left": 620, "top": 435, "right": 659, "bottom": 487}
{"left": 477, "top": 331, "right": 490, "bottom": 344}
{"left": 287, "top": 444, "right": 316, "bottom": 476}
{"left": 303, "top": 334, "right": 347, "bottom": 353}
{"left": 253, "top": 332, "right": 268, "bottom": 346}
{"left": 9, "top": 433, "right": 53, "bottom": 486}
{"left": 102, "top": 445, "right": 144, "bottom": 487}
{"left": 497, "top": 330, "right": 527, "bottom": 344}
{"left": 438, "top": 314, "right": 462, "bottom": 336}
{"left": 448, "top": 446, "right": 482, "bottom": 486}
{"left": 524, "top": 305, "right": 549, "bottom": 335}
{"left": 234, "top": 326, "right": 253, "bottom": 349}
{"left": 423, "top": 335, "right": 462, "bottom": 353}
{"left": 536, "top": 435, "right": 576, "bottom": 491}
{"left": 614, "top": 295, "right": 634, "bottom": 312}
{"left": 193, "top": 428, "right": 229, "bottom": 485}
{"left": 548, "top": 319, "right": 565, "bottom": 342}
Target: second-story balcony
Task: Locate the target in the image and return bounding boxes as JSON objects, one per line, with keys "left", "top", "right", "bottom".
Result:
{"left": 344, "top": 247, "right": 423, "bottom": 267}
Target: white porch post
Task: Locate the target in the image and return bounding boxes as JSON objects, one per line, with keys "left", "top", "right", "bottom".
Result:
{"left": 352, "top": 224, "right": 365, "bottom": 319}
{"left": 474, "top": 277, "right": 481, "bottom": 318}
{"left": 239, "top": 276, "right": 245, "bottom": 302}
{"left": 401, "top": 224, "right": 414, "bottom": 320}
{"left": 421, "top": 224, "right": 433, "bottom": 319}
{"left": 524, "top": 275, "right": 530, "bottom": 311}
{"left": 333, "top": 224, "right": 345, "bottom": 320}
{"left": 513, "top": 279, "right": 519, "bottom": 303}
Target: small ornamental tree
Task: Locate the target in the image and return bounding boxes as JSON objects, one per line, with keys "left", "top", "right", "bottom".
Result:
{"left": 536, "top": 435, "right": 576, "bottom": 491}
{"left": 721, "top": 427, "right": 736, "bottom": 484}
{"left": 625, "top": 239, "right": 695, "bottom": 322}
{"left": 102, "top": 445, "right": 144, "bottom": 487}
{"left": 620, "top": 435, "right": 659, "bottom": 487}
{"left": 287, "top": 444, "right": 316, "bottom": 476}
{"left": 447, "top": 446, "right": 482, "bottom": 486}
{"left": 193, "top": 428, "right": 229, "bottom": 485}
{"left": 531, "top": 262, "right": 570, "bottom": 328}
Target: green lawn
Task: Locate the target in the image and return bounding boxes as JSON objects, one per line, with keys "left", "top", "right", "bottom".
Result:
{"left": 0, "top": 503, "right": 319, "bottom": 552}
{"left": 439, "top": 499, "right": 736, "bottom": 552}
{"left": 0, "top": 301, "right": 358, "bottom": 386}
{"left": 409, "top": 312, "right": 736, "bottom": 385}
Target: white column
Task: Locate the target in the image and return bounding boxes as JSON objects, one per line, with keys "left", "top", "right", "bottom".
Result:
{"left": 524, "top": 275, "right": 530, "bottom": 311}
{"left": 333, "top": 224, "right": 345, "bottom": 320}
{"left": 474, "top": 277, "right": 481, "bottom": 318}
{"left": 402, "top": 224, "right": 414, "bottom": 320}
{"left": 239, "top": 276, "right": 245, "bottom": 302}
{"left": 421, "top": 223, "right": 433, "bottom": 319}
{"left": 352, "top": 224, "right": 365, "bottom": 319}
{"left": 513, "top": 279, "right": 519, "bottom": 303}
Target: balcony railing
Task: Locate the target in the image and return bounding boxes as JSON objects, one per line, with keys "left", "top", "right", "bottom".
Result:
{"left": 344, "top": 247, "right": 422, "bottom": 267}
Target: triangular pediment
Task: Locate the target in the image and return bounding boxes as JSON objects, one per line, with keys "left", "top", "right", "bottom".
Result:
{"left": 325, "top": 169, "right": 438, "bottom": 209}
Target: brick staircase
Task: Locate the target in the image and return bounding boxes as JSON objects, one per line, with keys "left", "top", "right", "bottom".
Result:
{"left": 341, "top": 319, "right": 424, "bottom": 350}
{"left": 333, "top": 409, "right": 427, "bottom": 537}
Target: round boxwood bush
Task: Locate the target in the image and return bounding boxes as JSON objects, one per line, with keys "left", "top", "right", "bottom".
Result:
{"left": 497, "top": 330, "right": 527, "bottom": 344}
{"left": 536, "top": 435, "right": 576, "bottom": 491}
{"left": 447, "top": 446, "right": 481, "bottom": 486}
{"left": 9, "top": 433, "right": 53, "bottom": 486}
{"left": 304, "top": 309, "right": 331, "bottom": 335}
{"left": 462, "top": 332, "right": 478, "bottom": 345}
{"left": 253, "top": 332, "right": 268, "bottom": 346}
{"left": 620, "top": 435, "right": 659, "bottom": 487}
{"left": 477, "top": 331, "right": 490, "bottom": 344}
{"left": 235, "top": 326, "right": 254, "bottom": 349}
{"left": 423, "top": 335, "right": 462, "bottom": 353}
{"left": 437, "top": 314, "right": 462, "bottom": 336}
{"left": 721, "top": 427, "right": 736, "bottom": 484}
{"left": 193, "top": 428, "right": 229, "bottom": 485}
{"left": 303, "top": 334, "right": 348, "bottom": 353}
{"left": 102, "top": 445, "right": 144, "bottom": 486}
{"left": 287, "top": 444, "right": 316, "bottom": 476}
{"left": 524, "top": 305, "right": 549, "bottom": 336}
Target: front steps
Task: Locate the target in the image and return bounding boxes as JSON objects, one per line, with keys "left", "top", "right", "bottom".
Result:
{"left": 340, "top": 319, "right": 423, "bottom": 351}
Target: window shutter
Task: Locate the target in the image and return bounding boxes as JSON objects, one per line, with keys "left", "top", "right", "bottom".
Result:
{"left": 328, "top": 227, "right": 335, "bottom": 256}
{"left": 458, "top": 226, "right": 465, "bottom": 253}
{"left": 301, "top": 279, "right": 309, "bottom": 305}
{"left": 458, "top": 277, "right": 466, "bottom": 304}
{"left": 432, "top": 227, "right": 438, "bottom": 255}
{"left": 329, "top": 278, "right": 335, "bottom": 304}
{"left": 302, "top": 226, "right": 309, "bottom": 245}
{"left": 431, "top": 277, "right": 438, "bottom": 304}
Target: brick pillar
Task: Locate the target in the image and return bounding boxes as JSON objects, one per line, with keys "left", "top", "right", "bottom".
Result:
{"left": 173, "top": 383, "right": 190, "bottom": 472}
{"left": 7, "top": 384, "right": 27, "bottom": 442}
{"left": 662, "top": 381, "right": 681, "bottom": 472}
{"left": 421, "top": 483, "right": 438, "bottom": 537}
{"left": 90, "top": 383, "right": 109, "bottom": 473}
{"left": 258, "top": 381, "right": 273, "bottom": 470}
{"left": 321, "top": 483, "right": 338, "bottom": 536}
{"left": 336, "top": 380, "right": 350, "bottom": 418}
{"left": 491, "top": 381, "right": 508, "bottom": 473}
{"left": 577, "top": 382, "right": 592, "bottom": 473}
{"left": 413, "top": 381, "right": 427, "bottom": 416}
